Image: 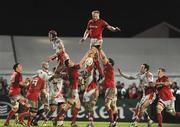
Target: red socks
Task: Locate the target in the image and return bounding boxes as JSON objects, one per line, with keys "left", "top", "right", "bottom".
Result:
{"left": 27, "top": 116, "right": 33, "bottom": 127}
{"left": 157, "top": 113, "right": 163, "bottom": 127}
{"left": 107, "top": 109, "right": 114, "bottom": 123}
{"left": 113, "top": 112, "right": 118, "bottom": 122}
{"left": 5, "top": 110, "right": 16, "bottom": 124}
{"left": 19, "top": 112, "right": 30, "bottom": 122}
{"left": 19, "top": 107, "right": 29, "bottom": 122}
{"left": 72, "top": 107, "right": 79, "bottom": 124}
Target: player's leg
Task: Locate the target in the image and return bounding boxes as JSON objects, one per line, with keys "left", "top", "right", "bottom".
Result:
{"left": 84, "top": 101, "right": 94, "bottom": 127}
{"left": 71, "top": 89, "right": 81, "bottom": 127}
{"left": 51, "top": 96, "right": 66, "bottom": 126}
{"left": 109, "top": 88, "right": 118, "bottom": 127}
{"left": 4, "top": 96, "right": 21, "bottom": 126}
{"left": 110, "top": 101, "right": 118, "bottom": 127}
{"left": 138, "top": 98, "right": 153, "bottom": 127}
{"left": 84, "top": 89, "right": 99, "bottom": 127}
{"left": 17, "top": 97, "right": 30, "bottom": 125}
{"left": 18, "top": 100, "right": 38, "bottom": 127}
{"left": 71, "top": 98, "right": 81, "bottom": 127}
{"left": 156, "top": 101, "right": 165, "bottom": 127}
{"left": 56, "top": 101, "right": 71, "bottom": 126}
{"left": 105, "top": 88, "right": 117, "bottom": 127}
{"left": 130, "top": 96, "right": 145, "bottom": 127}
{"left": 47, "top": 104, "right": 57, "bottom": 119}
{"left": 55, "top": 102, "right": 66, "bottom": 126}
{"left": 56, "top": 89, "right": 75, "bottom": 126}
{"left": 166, "top": 100, "right": 180, "bottom": 117}
{"left": 27, "top": 107, "right": 38, "bottom": 127}
{"left": 31, "top": 108, "right": 44, "bottom": 126}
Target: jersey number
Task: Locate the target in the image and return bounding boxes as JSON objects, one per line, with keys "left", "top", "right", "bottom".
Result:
{"left": 32, "top": 80, "right": 38, "bottom": 87}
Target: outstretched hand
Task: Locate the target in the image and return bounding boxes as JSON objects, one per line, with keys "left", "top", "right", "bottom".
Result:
{"left": 118, "top": 67, "right": 122, "bottom": 75}
{"left": 115, "top": 27, "right": 121, "bottom": 32}
{"left": 79, "top": 38, "right": 85, "bottom": 44}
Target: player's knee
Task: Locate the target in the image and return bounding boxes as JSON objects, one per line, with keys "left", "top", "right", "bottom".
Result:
{"left": 156, "top": 105, "right": 163, "bottom": 113}
{"left": 75, "top": 103, "right": 81, "bottom": 109}
{"left": 91, "top": 100, "right": 96, "bottom": 107}
{"left": 12, "top": 102, "right": 19, "bottom": 112}
{"left": 168, "top": 110, "right": 176, "bottom": 116}
{"left": 105, "top": 100, "right": 111, "bottom": 110}
{"left": 63, "top": 103, "right": 70, "bottom": 111}
{"left": 140, "top": 104, "right": 146, "bottom": 112}
{"left": 111, "top": 105, "right": 117, "bottom": 112}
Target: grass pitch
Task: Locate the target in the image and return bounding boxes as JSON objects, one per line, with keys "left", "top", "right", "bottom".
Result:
{"left": 0, "top": 119, "right": 180, "bottom": 127}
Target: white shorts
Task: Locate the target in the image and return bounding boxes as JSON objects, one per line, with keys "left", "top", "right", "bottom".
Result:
{"left": 50, "top": 96, "right": 65, "bottom": 105}
{"left": 83, "top": 89, "right": 96, "bottom": 102}
{"left": 159, "top": 99, "right": 176, "bottom": 113}
{"left": 55, "top": 96, "right": 65, "bottom": 103}
{"left": 90, "top": 38, "right": 103, "bottom": 48}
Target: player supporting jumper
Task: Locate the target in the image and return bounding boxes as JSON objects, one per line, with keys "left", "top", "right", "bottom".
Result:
{"left": 19, "top": 70, "right": 48, "bottom": 127}
{"left": 45, "top": 67, "right": 66, "bottom": 126}
{"left": 82, "top": 56, "right": 102, "bottom": 127}
{"left": 30, "top": 62, "right": 51, "bottom": 126}
{"left": 56, "top": 48, "right": 98, "bottom": 127}
{"left": 156, "top": 68, "right": 180, "bottom": 127}
{"left": 99, "top": 49, "right": 118, "bottom": 127}
{"left": 118, "top": 64, "right": 155, "bottom": 127}
{"left": 80, "top": 10, "right": 120, "bottom": 49}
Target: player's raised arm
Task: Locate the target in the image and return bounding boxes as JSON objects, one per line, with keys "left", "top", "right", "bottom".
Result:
{"left": 99, "top": 49, "right": 108, "bottom": 65}
{"left": 107, "top": 25, "right": 121, "bottom": 32}
{"left": 118, "top": 67, "right": 137, "bottom": 80}
{"left": 79, "top": 47, "right": 98, "bottom": 67}
{"left": 80, "top": 29, "right": 89, "bottom": 43}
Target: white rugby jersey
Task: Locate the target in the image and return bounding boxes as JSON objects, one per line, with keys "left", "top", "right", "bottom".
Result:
{"left": 136, "top": 72, "right": 154, "bottom": 87}
{"left": 51, "top": 37, "right": 63, "bottom": 53}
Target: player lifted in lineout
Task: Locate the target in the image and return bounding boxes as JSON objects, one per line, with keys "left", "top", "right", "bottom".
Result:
{"left": 80, "top": 10, "right": 121, "bottom": 49}
{"left": 47, "top": 30, "right": 66, "bottom": 81}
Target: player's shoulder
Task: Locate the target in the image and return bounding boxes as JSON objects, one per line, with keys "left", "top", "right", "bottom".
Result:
{"left": 12, "top": 71, "right": 17, "bottom": 75}
{"left": 100, "top": 19, "right": 106, "bottom": 22}
{"left": 56, "top": 37, "right": 63, "bottom": 43}
{"left": 12, "top": 71, "right": 20, "bottom": 77}
{"left": 105, "top": 61, "right": 113, "bottom": 69}
{"left": 163, "top": 75, "right": 169, "bottom": 80}
{"left": 88, "top": 19, "right": 93, "bottom": 23}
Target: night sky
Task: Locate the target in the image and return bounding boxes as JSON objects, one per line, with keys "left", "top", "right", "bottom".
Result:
{"left": 0, "top": 0, "right": 179, "bottom": 37}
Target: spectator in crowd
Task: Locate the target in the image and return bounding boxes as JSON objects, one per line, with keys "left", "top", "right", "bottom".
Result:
{"left": 120, "top": 83, "right": 126, "bottom": 99}
{"left": 176, "top": 87, "right": 180, "bottom": 95}
{"left": 127, "top": 83, "right": 138, "bottom": 99}
{"left": 0, "top": 76, "right": 9, "bottom": 96}
{"left": 171, "top": 81, "right": 179, "bottom": 96}
{"left": 116, "top": 81, "right": 121, "bottom": 97}
{"left": 116, "top": 81, "right": 126, "bottom": 99}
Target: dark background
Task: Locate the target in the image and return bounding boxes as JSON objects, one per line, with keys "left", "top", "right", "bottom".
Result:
{"left": 0, "top": 0, "right": 179, "bottom": 37}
